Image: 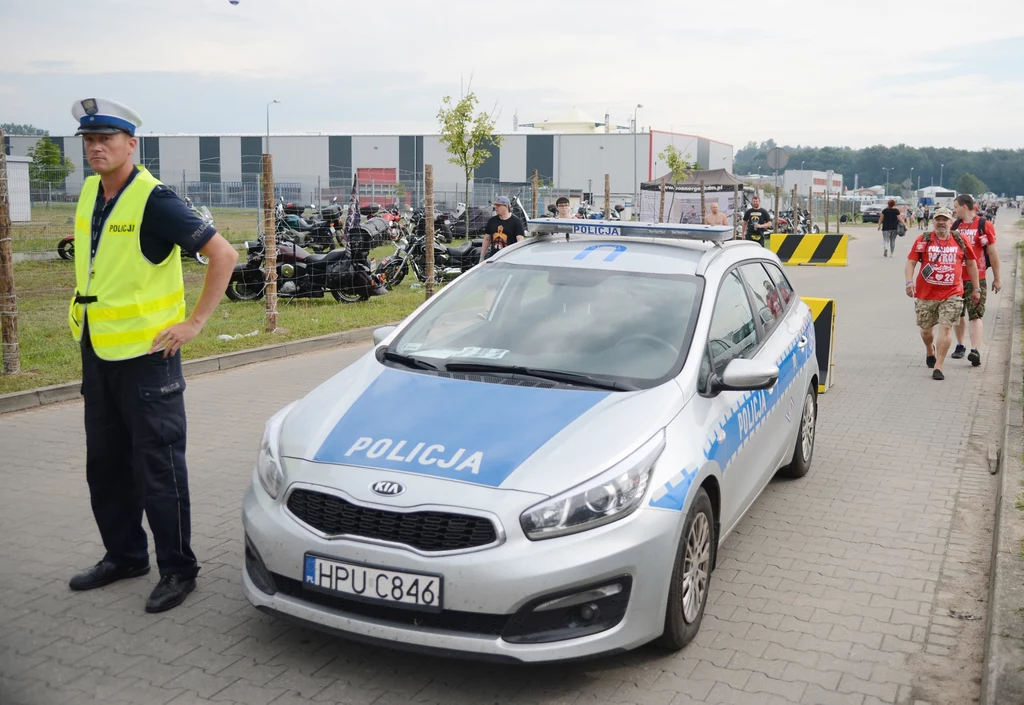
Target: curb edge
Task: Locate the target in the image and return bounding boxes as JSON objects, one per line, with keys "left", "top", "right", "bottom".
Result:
{"left": 0, "top": 323, "right": 389, "bottom": 415}
{"left": 982, "top": 241, "right": 1024, "bottom": 704}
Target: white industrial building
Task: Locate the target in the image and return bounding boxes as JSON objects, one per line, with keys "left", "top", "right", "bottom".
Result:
{"left": 783, "top": 169, "right": 845, "bottom": 196}
{"left": 3, "top": 127, "right": 733, "bottom": 209}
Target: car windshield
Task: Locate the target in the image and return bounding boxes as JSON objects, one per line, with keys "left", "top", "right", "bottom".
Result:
{"left": 385, "top": 263, "right": 703, "bottom": 389}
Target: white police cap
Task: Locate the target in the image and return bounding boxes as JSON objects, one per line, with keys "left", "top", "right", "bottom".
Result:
{"left": 71, "top": 98, "right": 143, "bottom": 136}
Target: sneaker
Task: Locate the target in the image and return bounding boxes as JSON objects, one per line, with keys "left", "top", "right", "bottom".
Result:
{"left": 926, "top": 354, "right": 936, "bottom": 369}
{"left": 968, "top": 349, "right": 981, "bottom": 366}
{"left": 883, "top": 248, "right": 888, "bottom": 257}
{"left": 933, "top": 369, "right": 945, "bottom": 381}
{"left": 951, "top": 345, "right": 966, "bottom": 359}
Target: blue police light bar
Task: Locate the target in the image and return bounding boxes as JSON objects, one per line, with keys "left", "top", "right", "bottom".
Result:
{"left": 527, "top": 218, "right": 734, "bottom": 243}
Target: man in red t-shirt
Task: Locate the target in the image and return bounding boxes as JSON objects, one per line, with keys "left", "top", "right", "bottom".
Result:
{"left": 904, "top": 208, "right": 981, "bottom": 381}
{"left": 950, "top": 194, "right": 1002, "bottom": 366}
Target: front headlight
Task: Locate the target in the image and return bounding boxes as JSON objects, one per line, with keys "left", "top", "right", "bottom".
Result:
{"left": 255, "top": 402, "right": 297, "bottom": 499}
{"left": 520, "top": 431, "right": 666, "bottom": 540}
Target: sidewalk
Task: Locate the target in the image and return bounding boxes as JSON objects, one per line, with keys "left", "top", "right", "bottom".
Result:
{"left": 0, "top": 214, "right": 1019, "bottom": 705}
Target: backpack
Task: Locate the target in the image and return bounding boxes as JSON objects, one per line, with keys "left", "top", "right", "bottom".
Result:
{"left": 951, "top": 217, "right": 991, "bottom": 270}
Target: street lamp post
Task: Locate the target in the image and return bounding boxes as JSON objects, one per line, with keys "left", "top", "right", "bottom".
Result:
{"left": 939, "top": 163, "right": 944, "bottom": 187}
{"left": 266, "top": 99, "right": 281, "bottom": 153}
{"left": 801, "top": 161, "right": 805, "bottom": 171}
{"left": 883, "top": 167, "right": 891, "bottom": 196}
{"left": 633, "top": 103, "right": 642, "bottom": 219}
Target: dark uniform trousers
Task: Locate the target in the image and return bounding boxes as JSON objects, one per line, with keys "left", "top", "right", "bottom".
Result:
{"left": 81, "top": 328, "right": 199, "bottom": 579}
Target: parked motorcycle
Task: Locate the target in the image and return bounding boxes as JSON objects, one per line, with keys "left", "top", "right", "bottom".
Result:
{"left": 57, "top": 196, "right": 214, "bottom": 263}
{"left": 276, "top": 198, "right": 343, "bottom": 253}
{"left": 225, "top": 227, "right": 386, "bottom": 303}
{"left": 410, "top": 208, "right": 455, "bottom": 243}
{"left": 375, "top": 231, "right": 483, "bottom": 289}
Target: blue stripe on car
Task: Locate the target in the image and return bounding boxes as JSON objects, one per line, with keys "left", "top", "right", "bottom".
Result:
{"left": 649, "top": 313, "right": 815, "bottom": 511}
{"left": 314, "top": 369, "right": 608, "bottom": 487}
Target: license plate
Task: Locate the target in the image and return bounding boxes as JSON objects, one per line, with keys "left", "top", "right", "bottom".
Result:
{"left": 303, "top": 554, "right": 442, "bottom": 611}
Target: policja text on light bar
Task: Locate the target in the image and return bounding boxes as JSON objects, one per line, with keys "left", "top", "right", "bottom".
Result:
{"left": 526, "top": 218, "right": 734, "bottom": 243}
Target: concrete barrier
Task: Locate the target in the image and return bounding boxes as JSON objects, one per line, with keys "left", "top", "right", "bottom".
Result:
{"left": 801, "top": 296, "right": 835, "bottom": 394}
{"left": 771, "top": 233, "right": 849, "bottom": 266}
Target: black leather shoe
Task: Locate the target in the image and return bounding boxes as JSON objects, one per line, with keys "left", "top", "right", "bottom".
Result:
{"left": 145, "top": 574, "right": 196, "bottom": 613}
{"left": 69, "top": 560, "right": 150, "bottom": 591}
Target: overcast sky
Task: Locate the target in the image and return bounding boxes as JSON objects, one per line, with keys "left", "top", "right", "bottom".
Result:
{"left": 3, "top": 0, "right": 1022, "bottom": 150}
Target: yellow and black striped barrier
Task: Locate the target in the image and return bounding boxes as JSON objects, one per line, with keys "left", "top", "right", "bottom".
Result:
{"left": 770, "top": 234, "right": 849, "bottom": 266}
{"left": 801, "top": 297, "right": 835, "bottom": 394}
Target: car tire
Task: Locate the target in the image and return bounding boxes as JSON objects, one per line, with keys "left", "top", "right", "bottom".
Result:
{"left": 657, "top": 487, "right": 714, "bottom": 651}
{"left": 779, "top": 383, "right": 817, "bottom": 479}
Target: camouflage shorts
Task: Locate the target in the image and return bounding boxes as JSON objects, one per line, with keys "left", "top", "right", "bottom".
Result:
{"left": 961, "top": 279, "right": 987, "bottom": 320}
{"left": 915, "top": 297, "right": 963, "bottom": 328}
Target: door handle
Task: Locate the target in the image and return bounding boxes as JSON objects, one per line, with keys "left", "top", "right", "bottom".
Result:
{"left": 797, "top": 336, "right": 809, "bottom": 349}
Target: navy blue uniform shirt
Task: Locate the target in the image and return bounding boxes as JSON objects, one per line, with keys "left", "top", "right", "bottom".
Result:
{"left": 91, "top": 167, "right": 217, "bottom": 263}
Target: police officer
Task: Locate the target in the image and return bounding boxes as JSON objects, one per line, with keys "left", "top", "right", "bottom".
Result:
{"left": 67, "top": 98, "right": 238, "bottom": 612}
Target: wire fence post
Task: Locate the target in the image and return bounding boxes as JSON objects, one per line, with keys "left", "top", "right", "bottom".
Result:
{"left": 262, "top": 154, "right": 278, "bottom": 332}
{"left": 824, "top": 186, "right": 830, "bottom": 234}
{"left": 531, "top": 169, "right": 539, "bottom": 219}
{"left": 808, "top": 186, "right": 814, "bottom": 230}
{"left": 733, "top": 183, "right": 740, "bottom": 238}
{"left": 604, "top": 174, "right": 611, "bottom": 219}
{"left": 0, "top": 130, "right": 20, "bottom": 374}
{"left": 424, "top": 165, "right": 435, "bottom": 300}
{"left": 700, "top": 180, "right": 706, "bottom": 224}
{"left": 793, "top": 184, "right": 798, "bottom": 232}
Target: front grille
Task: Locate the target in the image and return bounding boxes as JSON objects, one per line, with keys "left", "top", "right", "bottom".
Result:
{"left": 272, "top": 573, "right": 510, "bottom": 635}
{"left": 286, "top": 488, "right": 498, "bottom": 552}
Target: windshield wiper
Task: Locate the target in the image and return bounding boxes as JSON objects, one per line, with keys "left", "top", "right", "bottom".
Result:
{"left": 382, "top": 350, "right": 440, "bottom": 371}
{"left": 443, "top": 361, "right": 636, "bottom": 391}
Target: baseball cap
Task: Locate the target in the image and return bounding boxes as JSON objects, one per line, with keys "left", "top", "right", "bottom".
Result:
{"left": 71, "top": 98, "right": 142, "bottom": 136}
{"left": 933, "top": 207, "right": 954, "bottom": 220}
{"left": 493, "top": 196, "right": 511, "bottom": 207}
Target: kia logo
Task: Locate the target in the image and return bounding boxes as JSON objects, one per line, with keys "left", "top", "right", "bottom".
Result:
{"left": 371, "top": 480, "right": 405, "bottom": 497}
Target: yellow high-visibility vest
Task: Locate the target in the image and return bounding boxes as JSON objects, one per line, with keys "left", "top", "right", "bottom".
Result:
{"left": 68, "top": 167, "right": 186, "bottom": 360}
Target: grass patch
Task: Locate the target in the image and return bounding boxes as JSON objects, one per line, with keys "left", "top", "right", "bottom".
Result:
{"left": 12, "top": 204, "right": 261, "bottom": 254}
{"left": 0, "top": 240, "right": 442, "bottom": 395}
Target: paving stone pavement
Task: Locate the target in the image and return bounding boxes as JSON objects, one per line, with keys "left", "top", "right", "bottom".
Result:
{"left": 1, "top": 213, "right": 1020, "bottom": 705}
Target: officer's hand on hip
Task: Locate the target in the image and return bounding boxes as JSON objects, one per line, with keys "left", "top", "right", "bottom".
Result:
{"left": 150, "top": 319, "right": 202, "bottom": 357}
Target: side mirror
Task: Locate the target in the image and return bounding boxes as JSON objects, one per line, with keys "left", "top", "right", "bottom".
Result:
{"left": 373, "top": 326, "right": 397, "bottom": 346}
{"left": 547, "top": 204, "right": 558, "bottom": 215}
{"left": 713, "top": 358, "right": 779, "bottom": 393}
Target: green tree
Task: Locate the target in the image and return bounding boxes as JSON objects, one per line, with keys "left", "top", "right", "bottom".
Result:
{"left": 658, "top": 145, "right": 699, "bottom": 222}
{"left": 437, "top": 91, "right": 503, "bottom": 238}
{"left": 392, "top": 181, "right": 409, "bottom": 207}
{"left": 1, "top": 123, "right": 47, "bottom": 136}
{"left": 27, "top": 136, "right": 74, "bottom": 191}
{"left": 955, "top": 172, "right": 987, "bottom": 196}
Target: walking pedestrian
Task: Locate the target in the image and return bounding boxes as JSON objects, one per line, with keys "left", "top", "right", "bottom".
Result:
{"left": 950, "top": 194, "right": 1002, "bottom": 365}
{"left": 742, "top": 195, "right": 772, "bottom": 247}
{"left": 479, "top": 196, "right": 525, "bottom": 262}
{"left": 921, "top": 205, "right": 931, "bottom": 230}
{"left": 66, "top": 98, "right": 238, "bottom": 612}
{"left": 878, "top": 199, "right": 906, "bottom": 257}
{"left": 904, "top": 207, "right": 980, "bottom": 381}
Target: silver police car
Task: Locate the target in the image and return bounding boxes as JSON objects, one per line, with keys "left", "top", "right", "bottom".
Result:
{"left": 242, "top": 218, "right": 818, "bottom": 662}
